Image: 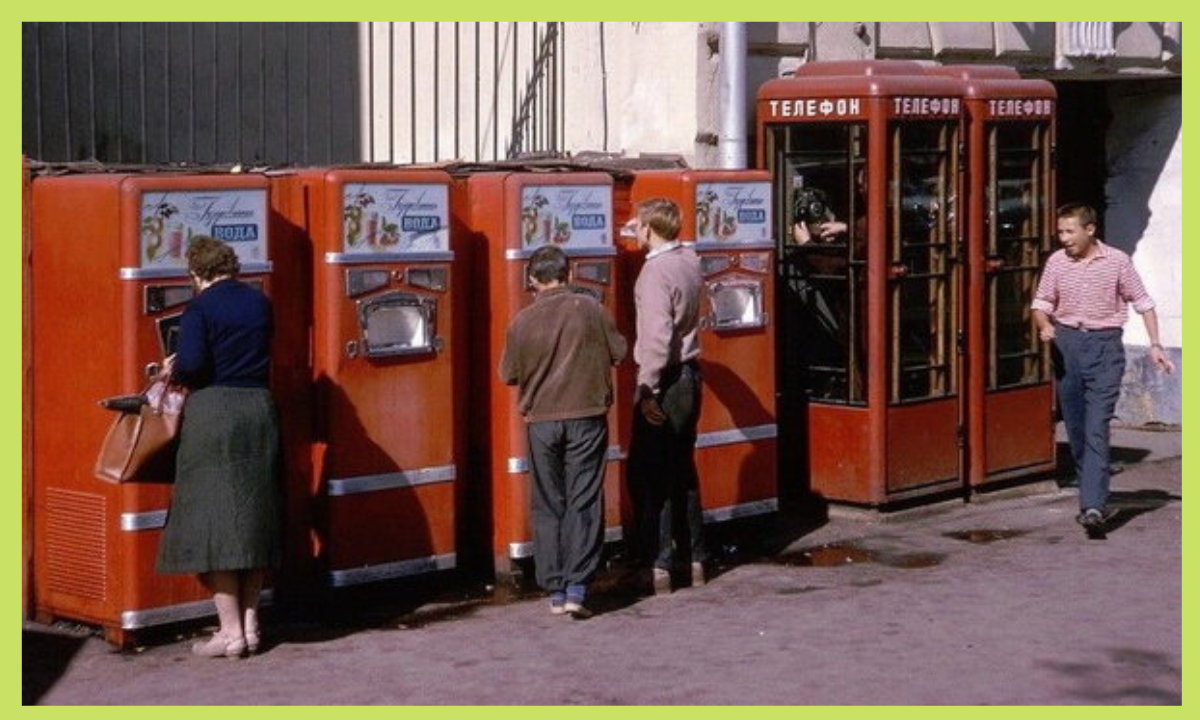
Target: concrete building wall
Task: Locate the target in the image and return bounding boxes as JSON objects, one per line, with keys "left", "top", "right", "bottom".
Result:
{"left": 597, "top": 22, "right": 699, "bottom": 159}
{"left": 359, "top": 22, "right": 701, "bottom": 164}
{"left": 1106, "top": 81, "right": 1183, "bottom": 425}
{"left": 355, "top": 21, "right": 1183, "bottom": 424}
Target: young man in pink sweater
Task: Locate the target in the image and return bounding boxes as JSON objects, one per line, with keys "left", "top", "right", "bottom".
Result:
{"left": 626, "top": 198, "right": 709, "bottom": 594}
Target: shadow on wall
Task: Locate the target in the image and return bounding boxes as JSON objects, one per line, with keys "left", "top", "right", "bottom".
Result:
{"left": 1103, "top": 79, "right": 1182, "bottom": 257}
{"left": 1102, "top": 79, "right": 1181, "bottom": 427}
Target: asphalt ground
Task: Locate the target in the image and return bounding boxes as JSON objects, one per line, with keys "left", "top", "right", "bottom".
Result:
{"left": 24, "top": 428, "right": 1182, "bottom": 705}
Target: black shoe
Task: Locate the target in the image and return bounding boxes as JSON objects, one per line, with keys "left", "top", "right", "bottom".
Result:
{"left": 1076, "top": 508, "right": 1104, "bottom": 528}
{"left": 564, "top": 599, "right": 592, "bottom": 619}
{"left": 1076, "top": 508, "right": 1108, "bottom": 539}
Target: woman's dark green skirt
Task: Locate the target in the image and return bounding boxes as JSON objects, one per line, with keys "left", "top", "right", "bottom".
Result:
{"left": 156, "top": 386, "right": 282, "bottom": 574}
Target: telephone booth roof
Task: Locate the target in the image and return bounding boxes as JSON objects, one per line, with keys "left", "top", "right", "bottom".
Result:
{"left": 926, "top": 65, "right": 1057, "bottom": 102}
{"left": 758, "top": 60, "right": 964, "bottom": 104}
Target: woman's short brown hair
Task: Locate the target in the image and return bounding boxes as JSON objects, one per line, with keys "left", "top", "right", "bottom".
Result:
{"left": 186, "top": 235, "right": 241, "bottom": 281}
{"left": 637, "top": 198, "right": 682, "bottom": 241}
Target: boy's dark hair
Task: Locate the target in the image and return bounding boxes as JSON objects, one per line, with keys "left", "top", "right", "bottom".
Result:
{"left": 186, "top": 235, "right": 241, "bottom": 280}
{"left": 1057, "top": 203, "right": 1098, "bottom": 228}
{"left": 528, "top": 245, "right": 569, "bottom": 284}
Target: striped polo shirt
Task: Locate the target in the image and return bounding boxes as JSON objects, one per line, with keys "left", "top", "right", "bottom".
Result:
{"left": 1031, "top": 241, "right": 1155, "bottom": 330}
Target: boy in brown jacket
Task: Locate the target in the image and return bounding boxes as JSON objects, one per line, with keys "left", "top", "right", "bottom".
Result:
{"left": 499, "top": 246, "right": 627, "bottom": 617}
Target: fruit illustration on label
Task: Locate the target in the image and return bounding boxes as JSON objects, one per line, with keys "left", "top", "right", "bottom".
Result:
{"left": 142, "top": 201, "right": 178, "bottom": 262}
{"left": 344, "top": 191, "right": 375, "bottom": 248}
{"left": 553, "top": 219, "right": 571, "bottom": 245}
{"left": 696, "top": 190, "right": 718, "bottom": 239}
{"left": 522, "top": 194, "right": 549, "bottom": 246}
{"left": 142, "top": 216, "right": 164, "bottom": 260}
{"left": 379, "top": 219, "right": 400, "bottom": 246}
{"left": 720, "top": 210, "right": 738, "bottom": 238}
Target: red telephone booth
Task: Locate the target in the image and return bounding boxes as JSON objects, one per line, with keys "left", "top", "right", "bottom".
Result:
{"left": 615, "top": 169, "right": 778, "bottom": 523}
{"left": 925, "top": 66, "right": 1058, "bottom": 490}
{"left": 30, "top": 170, "right": 295, "bottom": 644}
{"left": 758, "top": 61, "right": 966, "bottom": 506}
{"left": 451, "top": 170, "right": 626, "bottom": 577}
{"left": 271, "top": 168, "right": 463, "bottom": 588}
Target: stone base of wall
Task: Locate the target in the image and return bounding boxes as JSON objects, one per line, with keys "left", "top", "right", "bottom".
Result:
{"left": 1115, "top": 345, "right": 1182, "bottom": 427}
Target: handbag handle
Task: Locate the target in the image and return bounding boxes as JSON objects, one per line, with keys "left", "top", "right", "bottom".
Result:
{"left": 143, "top": 356, "right": 186, "bottom": 415}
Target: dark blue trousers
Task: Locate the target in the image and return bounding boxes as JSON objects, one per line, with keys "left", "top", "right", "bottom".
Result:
{"left": 526, "top": 416, "right": 608, "bottom": 593}
{"left": 1053, "top": 326, "right": 1126, "bottom": 512}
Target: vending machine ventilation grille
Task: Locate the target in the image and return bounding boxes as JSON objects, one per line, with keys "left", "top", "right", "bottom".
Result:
{"left": 44, "top": 488, "right": 108, "bottom": 601}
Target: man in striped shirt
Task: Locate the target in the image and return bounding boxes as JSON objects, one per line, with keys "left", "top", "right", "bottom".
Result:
{"left": 1031, "top": 203, "right": 1175, "bottom": 535}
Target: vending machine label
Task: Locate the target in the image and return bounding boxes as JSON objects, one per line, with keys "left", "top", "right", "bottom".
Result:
{"left": 695, "top": 182, "right": 772, "bottom": 243}
{"left": 342, "top": 183, "right": 450, "bottom": 254}
{"left": 140, "top": 189, "right": 268, "bottom": 268}
{"left": 520, "top": 185, "right": 612, "bottom": 249}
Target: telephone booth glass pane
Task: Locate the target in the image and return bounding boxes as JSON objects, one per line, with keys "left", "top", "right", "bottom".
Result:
{"left": 770, "top": 123, "right": 868, "bottom": 405}
{"left": 889, "top": 122, "right": 958, "bottom": 403}
{"left": 988, "top": 123, "right": 1052, "bottom": 388}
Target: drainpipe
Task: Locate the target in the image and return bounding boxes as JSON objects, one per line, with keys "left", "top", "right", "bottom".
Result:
{"left": 718, "top": 22, "right": 748, "bottom": 169}
{"left": 358, "top": 22, "right": 373, "bottom": 162}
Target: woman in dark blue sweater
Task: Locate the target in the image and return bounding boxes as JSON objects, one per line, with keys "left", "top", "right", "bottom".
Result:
{"left": 157, "top": 236, "right": 281, "bottom": 659}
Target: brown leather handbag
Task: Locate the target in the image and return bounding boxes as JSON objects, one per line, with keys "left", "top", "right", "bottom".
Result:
{"left": 94, "top": 378, "right": 187, "bottom": 483}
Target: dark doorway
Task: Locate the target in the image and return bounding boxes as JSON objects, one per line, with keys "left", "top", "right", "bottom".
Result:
{"left": 1053, "top": 81, "right": 1110, "bottom": 231}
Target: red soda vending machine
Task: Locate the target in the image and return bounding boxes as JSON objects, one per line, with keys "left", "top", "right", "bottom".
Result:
{"left": 616, "top": 169, "right": 778, "bottom": 523}
{"left": 452, "top": 169, "right": 625, "bottom": 578}
{"left": 758, "top": 61, "right": 967, "bottom": 506}
{"left": 22, "top": 158, "right": 33, "bottom": 617}
{"left": 271, "top": 168, "right": 462, "bottom": 588}
{"left": 30, "top": 170, "right": 287, "bottom": 644}
{"left": 926, "top": 65, "right": 1057, "bottom": 490}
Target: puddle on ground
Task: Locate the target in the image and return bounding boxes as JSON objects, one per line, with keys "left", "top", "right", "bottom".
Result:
{"left": 381, "top": 581, "right": 541, "bottom": 630}
{"left": 775, "top": 585, "right": 827, "bottom": 595}
{"left": 851, "top": 578, "right": 884, "bottom": 588}
{"left": 391, "top": 600, "right": 487, "bottom": 629}
{"left": 943, "top": 529, "right": 1027, "bottom": 544}
{"left": 769, "top": 543, "right": 943, "bottom": 570}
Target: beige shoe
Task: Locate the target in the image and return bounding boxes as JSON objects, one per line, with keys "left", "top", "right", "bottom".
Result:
{"left": 652, "top": 568, "right": 672, "bottom": 596}
{"left": 691, "top": 562, "right": 707, "bottom": 587}
{"left": 244, "top": 631, "right": 261, "bottom": 655}
{"left": 191, "top": 633, "right": 246, "bottom": 659}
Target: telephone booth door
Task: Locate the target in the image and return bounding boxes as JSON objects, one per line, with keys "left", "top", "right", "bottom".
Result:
{"left": 758, "top": 61, "right": 966, "bottom": 506}
{"left": 617, "top": 169, "right": 778, "bottom": 524}
{"left": 928, "top": 66, "right": 1057, "bottom": 489}
{"left": 452, "top": 170, "right": 625, "bottom": 578}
